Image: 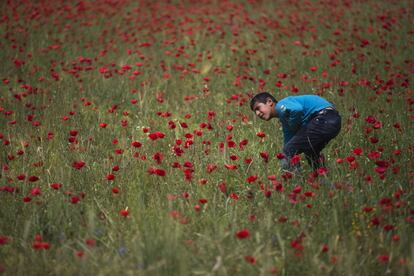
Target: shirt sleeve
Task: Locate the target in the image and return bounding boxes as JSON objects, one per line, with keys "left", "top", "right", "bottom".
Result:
{"left": 281, "top": 122, "right": 293, "bottom": 144}
{"left": 278, "top": 100, "right": 304, "bottom": 144}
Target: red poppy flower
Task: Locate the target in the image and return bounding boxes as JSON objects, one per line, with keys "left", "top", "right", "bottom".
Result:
{"left": 69, "top": 130, "right": 78, "bottom": 136}
{"left": 227, "top": 141, "right": 236, "bottom": 148}
{"left": 199, "top": 198, "right": 208, "bottom": 204}
{"left": 235, "top": 229, "right": 250, "bottom": 239}
{"left": 72, "top": 161, "right": 86, "bottom": 170}
{"left": 32, "top": 241, "right": 50, "bottom": 250}
{"left": 229, "top": 155, "right": 238, "bottom": 161}
{"left": 148, "top": 133, "right": 158, "bottom": 140}
{"left": 131, "top": 141, "right": 142, "bottom": 148}
{"left": 292, "top": 185, "right": 302, "bottom": 194}
{"left": 28, "top": 176, "right": 39, "bottom": 182}
{"left": 85, "top": 239, "right": 96, "bottom": 247}
{"left": 0, "top": 236, "right": 9, "bottom": 245}
{"left": 70, "top": 196, "right": 80, "bottom": 204}
{"left": 23, "top": 196, "right": 32, "bottom": 203}
{"left": 31, "top": 187, "right": 41, "bottom": 196}
{"left": 218, "top": 182, "right": 227, "bottom": 194}
{"left": 277, "top": 215, "right": 288, "bottom": 223}
{"left": 276, "top": 153, "right": 285, "bottom": 159}
{"left": 50, "top": 183, "right": 62, "bottom": 190}
{"left": 239, "top": 139, "right": 248, "bottom": 149}
{"left": 353, "top": 147, "right": 363, "bottom": 155}
{"left": 290, "top": 155, "right": 301, "bottom": 166}
{"left": 244, "top": 256, "right": 256, "bottom": 264}
{"left": 106, "top": 174, "right": 115, "bottom": 181}
{"left": 260, "top": 151, "right": 269, "bottom": 162}
{"left": 256, "top": 131, "right": 266, "bottom": 138}
{"left": 119, "top": 209, "right": 129, "bottom": 217}
{"left": 317, "top": 167, "right": 328, "bottom": 175}
{"left": 246, "top": 175, "right": 258, "bottom": 183}
{"left": 147, "top": 167, "right": 166, "bottom": 176}
{"left": 207, "top": 163, "right": 217, "bottom": 173}
{"left": 377, "top": 255, "right": 389, "bottom": 263}
{"left": 304, "top": 191, "right": 315, "bottom": 197}
{"left": 224, "top": 164, "right": 238, "bottom": 170}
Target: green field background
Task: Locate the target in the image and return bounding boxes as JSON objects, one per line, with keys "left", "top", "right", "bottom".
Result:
{"left": 0, "top": 1, "right": 413, "bottom": 275}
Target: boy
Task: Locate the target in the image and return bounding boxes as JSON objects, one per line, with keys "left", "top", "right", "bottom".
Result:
{"left": 250, "top": 92, "right": 341, "bottom": 173}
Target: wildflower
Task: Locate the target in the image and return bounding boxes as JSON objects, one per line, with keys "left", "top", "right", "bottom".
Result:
{"left": 353, "top": 148, "right": 363, "bottom": 155}
{"left": 69, "top": 130, "right": 78, "bottom": 136}
{"left": 227, "top": 141, "right": 236, "bottom": 148}
{"left": 246, "top": 175, "right": 258, "bottom": 183}
{"left": 75, "top": 250, "right": 84, "bottom": 258}
{"left": 256, "top": 131, "right": 266, "bottom": 138}
{"left": 276, "top": 153, "right": 285, "bottom": 159}
{"left": 292, "top": 185, "right": 302, "bottom": 194}
{"left": 278, "top": 215, "right": 288, "bottom": 223}
{"left": 147, "top": 167, "right": 166, "bottom": 176}
{"left": 31, "top": 187, "right": 41, "bottom": 196}
{"left": 85, "top": 239, "right": 96, "bottom": 247}
{"left": 0, "top": 236, "right": 9, "bottom": 245}
{"left": 50, "top": 183, "right": 62, "bottom": 190}
{"left": 70, "top": 196, "right": 80, "bottom": 204}
{"left": 377, "top": 255, "right": 389, "bottom": 263}
{"left": 199, "top": 198, "right": 208, "bottom": 204}
{"left": 119, "top": 209, "right": 129, "bottom": 217}
{"left": 106, "top": 174, "right": 115, "bottom": 181}
{"left": 290, "top": 155, "right": 301, "bottom": 166}
{"left": 23, "top": 196, "right": 31, "bottom": 203}
{"left": 206, "top": 163, "right": 217, "bottom": 173}
{"left": 239, "top": 139, "right": 248, "bottom": 149}
{"left": 244, "top": 256, "right": 256, "bottom": 264}
{"left": 28, "top": 176, "right": 39, "bottom": 182}
{"left": 224, "top": 164, "right": 238, "bottom": 170}
{"left": 260, "top": 151, "right": 269, "bottom": 163}
{"left": 218, "top": 182, "right": 227, "bottom": 194}
{"left": 32, "top": 241, "right": 50, "bottom": 250}
{"left": 235, "top": 229, "right": 250, "bottom": 239}
{"left": 72, "top": 161, "right": 86, "bottom": 170}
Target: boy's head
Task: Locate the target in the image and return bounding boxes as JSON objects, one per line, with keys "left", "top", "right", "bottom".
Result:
{"left": 250, "top": 92, "right": 278, "bottom": 121}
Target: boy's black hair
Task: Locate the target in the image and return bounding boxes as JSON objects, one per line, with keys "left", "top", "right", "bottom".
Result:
{"left": 250, "top": 92, "right": 277, "bottom": 110}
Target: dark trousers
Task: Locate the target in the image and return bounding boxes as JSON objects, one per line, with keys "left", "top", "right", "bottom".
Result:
{"left": 282, "top": 109, "right": 341, "bottom": 172}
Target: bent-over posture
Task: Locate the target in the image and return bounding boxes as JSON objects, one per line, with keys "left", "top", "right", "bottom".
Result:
{"left": 250, "top": 92, "right": 341, "bottom": 172}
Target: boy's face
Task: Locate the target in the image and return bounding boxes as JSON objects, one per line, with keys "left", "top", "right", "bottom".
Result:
{"left": 252, "top": 98, "right": 276, "bottom": 121}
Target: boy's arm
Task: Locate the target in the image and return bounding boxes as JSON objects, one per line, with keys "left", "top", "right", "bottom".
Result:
{"left": 282, "top": 123, "right": 293, "bottom": 144}
{"left": 277, "top": 99, "right": 303, "bottom": 144}
{"left": 283, "top": 101, "right": 304, "bottom": 133}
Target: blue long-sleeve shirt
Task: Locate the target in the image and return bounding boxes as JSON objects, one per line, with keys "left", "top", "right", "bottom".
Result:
{"left": 275, "top": 95, "right": 334, "bottom": 144}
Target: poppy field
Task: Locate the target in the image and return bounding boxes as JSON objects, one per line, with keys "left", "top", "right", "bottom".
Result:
{"left": 0, "top": 0, "right": 413, "bottom": 275}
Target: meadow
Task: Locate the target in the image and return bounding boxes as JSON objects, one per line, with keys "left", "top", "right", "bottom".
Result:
{"left": 0, "top": 0, "right": 413, "bottom": 275}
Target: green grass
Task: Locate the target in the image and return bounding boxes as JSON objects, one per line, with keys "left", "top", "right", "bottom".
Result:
{"left": 0, "top": 0, "right": 413, "bottom": 275}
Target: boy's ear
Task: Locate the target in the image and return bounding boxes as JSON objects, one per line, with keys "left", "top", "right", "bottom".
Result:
{"left": 266, "top": 98, "right": 274, "bottom": 106}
